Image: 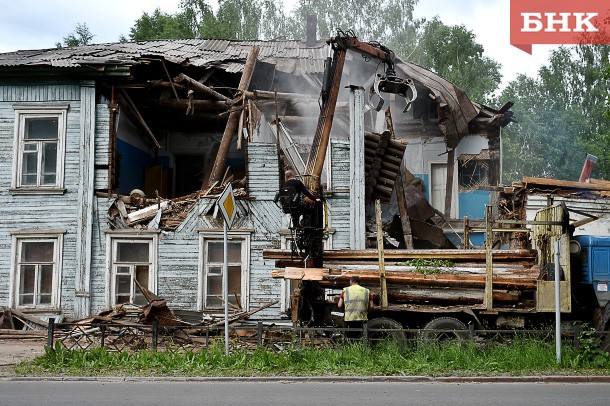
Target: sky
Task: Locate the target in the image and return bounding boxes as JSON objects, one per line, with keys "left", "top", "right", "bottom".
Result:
{"left": 0, "top": 0, "right": 557, "bottom": 89}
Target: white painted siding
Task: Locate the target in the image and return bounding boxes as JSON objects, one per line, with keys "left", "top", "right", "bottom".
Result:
{"left": 328, "top": 140, "right": 351, "bottom": 249}
{"left": 247, "top": 142, "right": 280, "bottom": 200}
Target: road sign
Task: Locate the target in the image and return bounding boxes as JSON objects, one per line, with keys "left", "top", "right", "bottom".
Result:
{"left": 217, "top": 182, "right": 236, "bottom": 228}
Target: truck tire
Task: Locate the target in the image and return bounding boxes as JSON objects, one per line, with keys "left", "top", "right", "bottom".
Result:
{"left": 419, "top": 317, "right": 469, "bottom": 343}
{"left": 367, "top": 317, "right": 407, "bottom": 346}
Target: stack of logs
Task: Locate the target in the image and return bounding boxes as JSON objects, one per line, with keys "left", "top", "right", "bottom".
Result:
{"left": 365, "top": 131, "right": 407, "bottom": 202}
{"left": 267, "top": 248, "right": 540, "bottom": 309}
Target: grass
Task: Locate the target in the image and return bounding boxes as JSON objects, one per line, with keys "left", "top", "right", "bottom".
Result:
{"left": 13, "top": 336, "right": 610, "bottom": 377}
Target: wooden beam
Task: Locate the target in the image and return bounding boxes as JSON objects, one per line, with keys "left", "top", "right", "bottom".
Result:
{"left": 523, "top": 176, "right": 610, "bottom": 191}
{"left": 263, "top": 248, "right": 537, "bottom": 261}
{"left": 376, "top": 200, "right": 388, "bottom": 308}
{"left": 207, "top": 46, "right": 260, "bottom": 187}
{"left": 444, "top": 148, "right": 455, "bottom": 218}
{"left": 395, "top": 168, "right": 413, "bottom": 249}
{"left": 173, "top": 73, "right": 231, "bottom": 102}
{"left": 119, "top": 89, "right": 160, "bottom": 148}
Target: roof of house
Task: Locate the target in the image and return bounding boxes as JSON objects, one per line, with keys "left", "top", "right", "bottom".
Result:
{"left": 0, "top": 38, "right": 510, "bottom": 142}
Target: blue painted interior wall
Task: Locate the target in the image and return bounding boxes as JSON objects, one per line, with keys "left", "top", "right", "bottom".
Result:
{"left": 459, "top": 190, "right": 489, "bottom": 219}
{"left": 117, "top": 138, "right": 153, "bottom": 195}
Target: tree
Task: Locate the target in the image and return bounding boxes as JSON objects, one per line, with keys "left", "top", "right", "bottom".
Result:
{"left": 413, "top": 18, "right": 501, "bottom": 103}
{"left": 500, "top": 45, "right": 610, "bottom": 183}
{"left": 286, "top": 0, "right": 420, "bottom": 44}
{"left": 129, "top": 8, "right": 195, "bottom": 41}
{"left": 56, "top": 23, "right": 94, "bottom": 48}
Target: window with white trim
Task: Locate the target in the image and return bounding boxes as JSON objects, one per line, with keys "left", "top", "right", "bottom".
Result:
{"left": 12, "top": 233, "right": 63, "bottom": 309}
{"left": 109, "top": 237, "right": 157, "bottom": 306}
{"left": 199, "top": 232, "right": 250, "bottom": 311}
{"left": 12, "top": 104, "right": 68, "bottom": 191}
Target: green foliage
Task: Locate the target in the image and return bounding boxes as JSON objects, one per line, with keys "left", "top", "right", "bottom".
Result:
{"left": 500, "top": 45, "right": 610, "bottom": 183}
{"left": 129, "top": 8, "right": 195, "bottom": 41}
{"left": 572, "top": 325, "right": 610, "bottom": 368}
{"left": 123, "top": 1, "right": 501, "bottom": 101}
{"left": 15, "top": 336, "right": 610, "bottom": 377}
{"left": 396, "top": 258, "right": 454, "bottom": 274}
{"left": 412, "top": 18, "right": 502, "bottom": 103}
{"left": 56, "top": 23, "right": 94, "bottom": 48}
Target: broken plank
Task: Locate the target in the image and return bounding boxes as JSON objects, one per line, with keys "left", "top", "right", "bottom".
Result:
{"left": 127, "top": 201, "right": 169, "bottom": 224}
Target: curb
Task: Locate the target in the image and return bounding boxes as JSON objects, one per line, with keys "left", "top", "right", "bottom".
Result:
{"left": 2, "top": 375, "right": 610, "bottom": 383}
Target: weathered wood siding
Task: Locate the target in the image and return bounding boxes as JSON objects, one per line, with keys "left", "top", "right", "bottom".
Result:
{"left": 94, "top": 104, "right": 110, "bottom": 190}
{"left": 328, "top": 140, "right": 351, "bottom": 249}
{"left": 247, "top": 142, "right": 280, "bottom": 200}
{"left": 0, "top": 81, "right": 87, "bottom": 316}
{"left": 89, "top": 143, "right": 285, "bottom": 319}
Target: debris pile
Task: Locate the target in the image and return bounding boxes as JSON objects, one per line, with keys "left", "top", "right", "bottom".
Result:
{"left": 100, "top": 183, "right": 247, "bottom": 231}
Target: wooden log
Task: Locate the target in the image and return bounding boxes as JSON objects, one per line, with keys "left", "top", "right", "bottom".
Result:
{"left": 385, "top": 287, "right": 520, "bottom": 304}
{"left": 173, "top": 73, "right": 231, "bottom": 102}
{"left": 523, "top": 176, "right": 610, "bottom": 191}
{"left": 208, "top": 46, "right": 259, "bottom": 187}
{"left": 272, "top": 267, "right": 538, "bottom": 290}
{"left": 263, "top": 248, "right": 537, "bottom": 262}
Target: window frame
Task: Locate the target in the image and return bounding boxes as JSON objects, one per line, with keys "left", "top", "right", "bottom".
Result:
{"left": 11, "top": 103, "right": 69, "bottom": 194}
{"left": 10, "top": 231, "right": 65, "bottom": 310}
{"left": 106, "top": 233, "right": 158, "bottom": 307}
{"left": 198, "top": 230, "right": 251, "bottom": 312}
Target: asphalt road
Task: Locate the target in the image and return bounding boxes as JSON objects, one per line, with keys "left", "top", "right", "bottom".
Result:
{"left": 2, "top": 380, "right": 610, "bottom": 406}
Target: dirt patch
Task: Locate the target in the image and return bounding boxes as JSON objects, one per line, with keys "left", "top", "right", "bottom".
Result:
{"left": 0, "top": 338, "right": 46, "bottom": 369}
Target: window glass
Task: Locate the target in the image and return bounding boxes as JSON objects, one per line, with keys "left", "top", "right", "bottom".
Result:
{"left": 21, "top": 241, "right": 54, "bottom": 262}
{"left": 228, "top": 265, "right": 242, "bottom": 305}
{"left": 42, "top": 142, "right": 57, "bottom": 184}
{"left": 24, "top": 117, "right": 58, "bottom": 140}
{"left": 21, "top": 151, "right": 38, "bottom": 185}
{"left": 117, "top": 242, "right": 149, "bottom": 262}
{"left": 19, "top": 265, "right": 36, "bottom": 303}
{"left": 208, "top": 242, "right": 241, "bottom": 263}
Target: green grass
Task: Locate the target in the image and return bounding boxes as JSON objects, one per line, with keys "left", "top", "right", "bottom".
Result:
{"left": 13, "top": 337, "right": 610, "bottom": 377}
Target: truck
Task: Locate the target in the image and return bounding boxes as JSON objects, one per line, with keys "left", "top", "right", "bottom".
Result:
{"left": 265, "top": 31, "right": 610, "bottom": 346}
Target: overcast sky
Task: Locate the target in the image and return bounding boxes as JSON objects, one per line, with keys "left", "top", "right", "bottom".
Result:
{"left": 0, "top": 0, "right": 557, "bottom": 89}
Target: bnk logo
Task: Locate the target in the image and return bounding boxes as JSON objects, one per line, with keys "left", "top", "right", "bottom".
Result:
{"left": 510, "top": 0, "right": 610, "bottom": 54}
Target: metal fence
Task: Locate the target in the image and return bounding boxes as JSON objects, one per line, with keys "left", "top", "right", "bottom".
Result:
{"left": 46, "top": 318, "right": 605, "bottom": 353}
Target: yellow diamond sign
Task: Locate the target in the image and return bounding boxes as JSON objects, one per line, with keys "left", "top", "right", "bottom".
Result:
{"left": 217, "top": 183, "right": 236, "bottom": 228}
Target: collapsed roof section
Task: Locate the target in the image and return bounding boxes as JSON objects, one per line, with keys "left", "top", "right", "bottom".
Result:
{"left": 0, "top": 38, "right": 513, "bottom": 233}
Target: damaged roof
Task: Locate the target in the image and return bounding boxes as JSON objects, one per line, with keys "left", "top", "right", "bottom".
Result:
{"left": 0, "top": 38, "right": 509, "bottom": 146}
{"left": 0, "top": 38, "right": 327, "bottom": 75}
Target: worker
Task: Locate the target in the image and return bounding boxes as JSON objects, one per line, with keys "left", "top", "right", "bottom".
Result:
{"left": 280, "top": 170, "right": 319, "bottom": 228}
{"left": 337, "top": 276, "right": 374, "bottom": 339}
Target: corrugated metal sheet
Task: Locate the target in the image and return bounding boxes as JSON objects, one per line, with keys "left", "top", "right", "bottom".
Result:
{"left": 0, "top": 39, "right": 328, "bottom": 75}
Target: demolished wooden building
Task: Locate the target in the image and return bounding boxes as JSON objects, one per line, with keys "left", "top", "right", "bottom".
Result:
{"left": 0, "top": 30, "right": 512, "bottom": 321}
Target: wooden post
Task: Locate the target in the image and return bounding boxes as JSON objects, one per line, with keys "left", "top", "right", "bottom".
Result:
{"left": 484, "top": 205, "right": 493, "bottom": 310}
{"left": 395, "top": 169, "right": 414, "bottom": 249}
{"left": 444, "top": 148, "right": 455, "bottom": 218}
{"left": 207, "top": 46, "right": 260, "bottom": 187}
{"left": 376, "top": 200, "right": 388, "bottom": 309}
{"left": 463, "top": 216, "right": 470, "bottom": 249}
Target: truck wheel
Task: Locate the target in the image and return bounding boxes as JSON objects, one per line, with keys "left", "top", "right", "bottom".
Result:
{"left": 367, "top": 317, "right": 407, "bottom": 346}
{"left": 419, "top": 317, "right": 469, "bottom": 343}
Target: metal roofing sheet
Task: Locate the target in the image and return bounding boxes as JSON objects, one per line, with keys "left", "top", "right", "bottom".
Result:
{"left": 0, "top": 39, "right": 329, "bottom": 73}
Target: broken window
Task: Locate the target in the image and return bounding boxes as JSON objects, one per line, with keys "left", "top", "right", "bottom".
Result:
{"left": 13, "top": 233, "right": 63, "bottom": 309}
{"left": 458, "top": 151, "right": 490, "bottom": 191}
{"left": 200, "top": 232, "right": 250, "bottom": 310}
{"left": 12, "top": 104, "right": 68, "bottom": 192}
{"left": 110, "top": 237, "right": 156, "bottom": 306}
